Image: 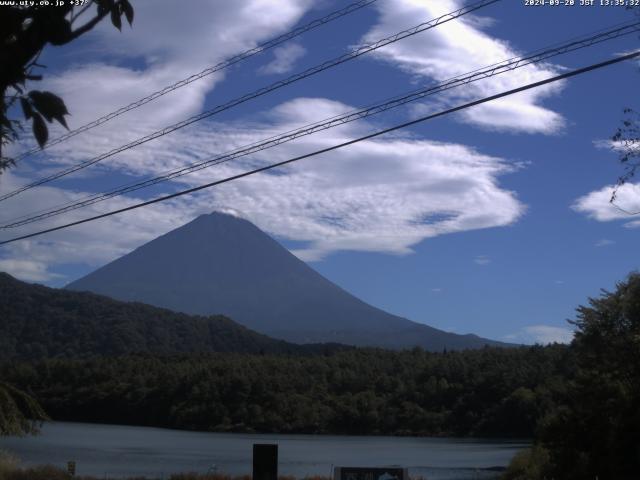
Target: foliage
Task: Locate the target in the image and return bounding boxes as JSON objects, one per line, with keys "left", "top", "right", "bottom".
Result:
{"left": 500, "top": 447, "right": 552, "bottom": 480}
{"left": 0, "top": 450, "right": 20, "bottom": 479}
{"left": 0, "top": 0, "right": 134, "bottom": 171}
{"left": 0, "top": 464, "right": 72, "bottom": 480}
{"left": 505, "top": 273, "right": 640, "bottom": 480}
{"left": 0, "top": 382, "right": 48, "bottom": 436}
{"left": 611, "top": 108, "right": 640, "bottom": 203}
{"left": 0, "top": 345, "right": 573, "bottom": 438}
{"left": 609, "top": 5, "right": 639, "bottom": 202}
{"left": 0, "top": 460, "right": 312, "bottom": 480}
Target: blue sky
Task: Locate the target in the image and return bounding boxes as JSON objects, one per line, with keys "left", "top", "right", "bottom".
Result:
{"left": 1, "top": 0, "right": 639, "bottom": 344}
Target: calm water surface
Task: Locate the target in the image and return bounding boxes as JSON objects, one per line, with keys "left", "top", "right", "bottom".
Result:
{"left": 0, "top": 422, "right": 528, "bottom": 480}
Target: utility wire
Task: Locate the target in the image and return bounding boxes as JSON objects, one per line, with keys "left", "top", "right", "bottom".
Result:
{"left": 3, "top": 20, "right": 638, "bottom": 229}
{"left": 13, "top": 0, "right": 379, "bottom": 162}
{"left": 0, "top": 0, "right": 501, "bottom": 203}
{"left": 1, "top": 50, "right": 637, "bottom": 246}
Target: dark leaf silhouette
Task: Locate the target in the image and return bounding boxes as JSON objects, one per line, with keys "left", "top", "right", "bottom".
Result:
{"left": 97, "top": 0, "right": 115, "bottom": 15}
{"left": 111, "top": 6, "right": 122, "bottom": 31}
{"left": 46, "top": 17, "right": 73, "bottom": 46}
{"left": 28, "top": 91, "right": 70, "bottom": 130}
{"left": 121, "top": 0, "right": 134, "bottom": 26}
{"left": 20, "top": 98, "right": 33, "bottom": 120}
{"left": 32, "top": 112, "right": 48, "bottom": 148}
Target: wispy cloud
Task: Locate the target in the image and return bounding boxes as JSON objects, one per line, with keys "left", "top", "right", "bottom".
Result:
{"left": 361, "top": 0, "right": 565, "bottom": 133}
{"left": 505, "top": 324, "right": 574, "bottom": 345}
{"left": 595, "top": 238, "right": 615, "bottom": 247}
{"left": 259, "top": 43, "right": 307, "bottom": 75}
{"left": 0, "top": 0, "right": 535, "bottom": 283}
{"left": 0, "top": 96, "right": 525, "bottom": 280}
{"left": 474, "top": 255, "right": 491, "bottom": 265}
{"left": 572, "top": 182, "right": 640, "bottom": 227}
{"left": 6, "top": 0, "right": 316, "bottom": 156}
{"left": 0, "top": 258, "right": 64, "bottom": 282}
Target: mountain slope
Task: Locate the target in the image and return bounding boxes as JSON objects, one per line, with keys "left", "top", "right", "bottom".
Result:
{"left": 67, "top": 212, "right": 508, "bottom": 350}
{"left": 0, "top": 272, "right": 334, "bottom": 359}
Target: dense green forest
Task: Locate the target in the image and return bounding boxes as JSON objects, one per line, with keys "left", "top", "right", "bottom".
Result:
{"left": 1, "top": 345, "right": 572, "bottom": 438}
{"left": 0, "top": 273, "right": 346, "bottom": 358}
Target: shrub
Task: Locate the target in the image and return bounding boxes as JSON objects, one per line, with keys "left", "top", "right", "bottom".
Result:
{"left": 502, "top": 446, "right": 552, "bottom": 480}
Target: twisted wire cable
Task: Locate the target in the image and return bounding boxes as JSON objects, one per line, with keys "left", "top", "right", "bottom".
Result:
{"left": 13, "top": 0, "right": 379, "bottom": 162}
{"left": 1, "top": 50, "right": 638, "bottom": 246}
{"left": 3, "top": 20, "right": 638, "bottom": 229}
{"left": 0, "top": 0, "right": 501, "bottom": 203}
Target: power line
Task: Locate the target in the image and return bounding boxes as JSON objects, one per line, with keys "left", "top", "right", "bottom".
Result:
{"left": 3, "top": 20, "right": 638, "bottom": 229}
{"left": 13, "top": 0, "right": 379, "bottom": 162}
{"left": 0, "top": 0, "right": 501, "bottom": 203}
{"left": 1, "top": 50, "right": 637, "bottom": 247}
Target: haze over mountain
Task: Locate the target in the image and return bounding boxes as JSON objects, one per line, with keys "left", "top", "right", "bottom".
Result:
{"left": 67, "top": 212, "right": 508, "bottom": 350}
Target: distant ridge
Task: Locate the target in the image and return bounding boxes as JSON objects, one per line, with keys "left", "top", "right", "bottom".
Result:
{"left": 0, "top": 272, "right": 343, "bottom": 359}
{"left": 67, "top": 212, "right": 510, "bottom": 351}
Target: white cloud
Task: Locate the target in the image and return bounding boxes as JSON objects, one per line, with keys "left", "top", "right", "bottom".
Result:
{"left": 595, "top": 238, "right": 615, "bottom": 247}
{"left": 474, "top": 255, "right": 491, "bottom": 265}
{"left": 259, "top": 43, "right": 307, "bottom": 75}
{"left": 505, "top": 325, "right": 574, "bottom": 345}
{"left": 0, "top": 259, "right": 63, "bottom": 282}
{"left": 361, "top": 0, "right": 565, "bottom": 133}
{"left": 1, "top": 97, "right": 525, "bottom": 279}
{"left": 0, "top": 1, "right": 534, "bottom": 281}
{"left": 7, "top": 0, "right": 315, "bottom": 156}
{"left": 572, "top": 182, "right": 640, "bottom": 227}
{"left": 0, "top": 169, "right": 205, "bottom": 281}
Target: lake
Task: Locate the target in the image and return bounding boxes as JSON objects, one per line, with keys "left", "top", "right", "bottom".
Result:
{"left": 0, "top": 422, "right": 528, "bottom": 480}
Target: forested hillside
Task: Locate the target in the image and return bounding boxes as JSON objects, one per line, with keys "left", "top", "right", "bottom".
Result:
{"left": 0, "top": 272, "right": 342, "bottom": 358}
{"left": 1, "top": 345, "right": 573, "bottom": 437}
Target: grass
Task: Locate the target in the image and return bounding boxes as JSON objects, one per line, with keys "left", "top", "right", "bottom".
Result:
{"left": 0, "top": 457, "right": 332, "bottom": 480}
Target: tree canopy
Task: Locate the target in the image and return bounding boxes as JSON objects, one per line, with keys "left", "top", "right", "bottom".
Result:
{"left": 505, "top": 272, "right": 640, "bottom": 480}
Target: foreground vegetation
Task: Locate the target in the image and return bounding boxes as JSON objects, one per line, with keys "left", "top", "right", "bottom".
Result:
{"left": 502, "top": 273, "right": 640, "bottom": 480}
{"left": 2, "top": 273, "right": 639, "bottom": 478}
{"left": 0, "top": 451, "right": 325, "bottom": 480}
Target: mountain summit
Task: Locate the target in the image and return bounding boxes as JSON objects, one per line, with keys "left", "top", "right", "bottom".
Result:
{"left": 67, "top": 212, "right": 506, "bottom": 350}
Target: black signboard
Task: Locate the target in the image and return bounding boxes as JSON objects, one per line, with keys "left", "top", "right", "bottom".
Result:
{"left": 334, "top": 467, "right": 408, "bottom": 480}
{"left": 253, "top": 444, "right": 278, "bottom": 480}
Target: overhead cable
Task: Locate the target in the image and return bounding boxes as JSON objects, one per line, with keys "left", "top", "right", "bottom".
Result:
{"left": 1, "top": 50, "right": 637, "bottom": 246}
{"left": 0, "top": 0, "right": 501, "bottom": 203}
{"left": 3, "top": 20, "right": 638, "bottom": 229}
{"left": 13, "top": 0, "right": 380, "bottom": 162}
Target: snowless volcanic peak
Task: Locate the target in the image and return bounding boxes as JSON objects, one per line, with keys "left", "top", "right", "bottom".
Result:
{"left": 67, "top": 212, "right": 508, "bottom": 350}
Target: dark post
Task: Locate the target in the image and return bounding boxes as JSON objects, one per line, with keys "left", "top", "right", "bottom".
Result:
{"left": 253, "top": 444, "right": 278, "bottom": 480}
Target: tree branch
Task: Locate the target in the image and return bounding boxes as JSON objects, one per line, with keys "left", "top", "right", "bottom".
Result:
{"left": 67, "top": 10, "right": 110, "bottom": 42}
